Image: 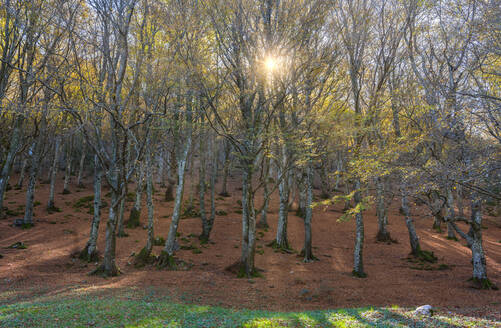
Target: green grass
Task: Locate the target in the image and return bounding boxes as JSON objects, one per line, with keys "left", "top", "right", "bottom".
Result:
{"left": 0, "top": 294, "right": 498, "bottom": 328}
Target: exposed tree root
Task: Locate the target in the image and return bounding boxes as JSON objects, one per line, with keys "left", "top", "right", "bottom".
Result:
{"left": 469, "top": 278, "right": 499, "bottom": 290}
{"left": 267, "top": 240, "right": 294, "bottom": 254}
{"left": 89, "top": 263, "right": 120, "bottom": 277}
{"left": 133, "top": 247, "right": 156, "bottom": 268}
{"left": 225, "top": 261, "right": 263, "bottom": 278}
{"left": 376, "top": 231, "right": 398, "bottom": 244}
{"left": 77, "top": 245, "right": 100, "bottom": 262}
{"left": 352, "top": 270, "right": 367, "bottom": 278}
{"left": 126, "top": 207, "right": 141, "bottom": 228}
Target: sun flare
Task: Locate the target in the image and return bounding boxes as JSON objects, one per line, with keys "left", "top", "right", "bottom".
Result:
{"left": 264, "top": 56, "right": 278, "bottom": 72}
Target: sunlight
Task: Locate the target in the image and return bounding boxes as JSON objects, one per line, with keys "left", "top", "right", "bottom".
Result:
{"left": 264, "top": 56, "right": 279, "bottom": 72}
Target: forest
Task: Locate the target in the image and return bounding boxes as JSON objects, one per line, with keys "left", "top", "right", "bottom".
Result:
{"left": 0, "top": 0, "right": 500, "bottom": 327}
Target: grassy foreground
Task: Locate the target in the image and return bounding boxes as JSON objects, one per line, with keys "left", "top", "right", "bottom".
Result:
{"left": 0, "top": 293, "right": 499, "bottom": 328}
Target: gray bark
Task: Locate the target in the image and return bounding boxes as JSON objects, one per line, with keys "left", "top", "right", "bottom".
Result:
{"left": 76, "top": 145, "right": 86, "bottom": 187}
{"left": 446, "top": 187, "right": 457, "bottom": 240}
{"left": 62, "top": 139, "right": 73, "bottom": 194}
{"left": 376, "top": 176, "right": 391, "bottom": 241}
{"left": 352, "top": 179, "right": 366, "bottom": 277}
{"left": 47, "top": 137, "right": 61, "bottom": 210}
{"left": 164, "top": 101, "right": 193, "bottom": 255}
{"left": 303, "top": 162, "right": 315, "bottom": 262}
{"left": 275, "top": 146, "right": 290, "bottom": 249}
{"left": 0, "top": 115, "right": 24, "bottom": 218}
{"left": 82, "top": 155, "right": 102, "bottom": 261}
{"left": 401, "top": 189, "right": 421, "bottom": 255}
{"left": 23, "top": 142, "right": 41, "bottom": 225}
{"left": 16, "top": 158, "right": 27, "bottom": 189}
{"left": 145, "top": 142, "right": 154, "bottom": 254}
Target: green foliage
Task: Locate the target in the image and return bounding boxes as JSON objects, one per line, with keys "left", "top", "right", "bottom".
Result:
{"left": 1, "top": 294, "right": 497, "bottom": 327}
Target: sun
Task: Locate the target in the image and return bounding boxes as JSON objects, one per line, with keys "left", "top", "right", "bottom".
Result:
{"left": 264, "top": 56, "right": 278, "bottom": 72}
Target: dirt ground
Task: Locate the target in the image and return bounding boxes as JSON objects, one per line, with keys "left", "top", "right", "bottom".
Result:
{"left": 0, "top": 172, "right": 500, "bottom": 319}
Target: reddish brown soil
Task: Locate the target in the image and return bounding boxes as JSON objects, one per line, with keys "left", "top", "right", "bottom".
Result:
{"left": 0, "top": 173, "right": 500, "bottom": 318}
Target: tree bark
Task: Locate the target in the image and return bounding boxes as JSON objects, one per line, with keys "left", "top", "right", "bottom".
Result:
{"left": 80, "top": 155, "right": 102, "bottom": 262}
{"left": 0, "top": 115, "right": 23, "bottom": 218}
{"left": 23, "top": 141, "right": 42, "bottom": 226}
{"left": 352, "top": 179, "right": 366, "bottom": 277}
{"left": 376, "top": 176, "right": 391, "bottom": 242}
{"left": 62, "top": 138, "right": 73, "bottom": 194}
{"left": 275, "top": 146, "right": 290, "bottom": 250}
{"left": 76, "top": 145, "right": 86, "bottom": 188}
{"left": 401, "top": 189, "right": 421, "bottom": 255}
{"left": 302, "top": 162, "right": 316, "bottom": 262}
{"left": 47, "top": 137, "right": 61, "bottom": 210}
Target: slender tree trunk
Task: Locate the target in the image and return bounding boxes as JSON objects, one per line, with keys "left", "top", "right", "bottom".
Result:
{"left": 446, "top": 187, "right": 457, "bottom": 240}
{"left": 401, "top": 189, "right": 421, "bottom": 255}
{"left": 456, "top": 185, "right": 464, "bottom": 218}
{"left": 275, "top": 157, "right": 290, "bottom": 250}
{"left": 352, "top": 179, "right": 366, "bottom": 277}
{"left": 23, "top": 142, "right": 42, "bottom": 226}
{"left": 80, "top": 155, "right": 102, "bottom": 262}
{"left": 198, "top": 124, "right": 209, "bottom": 242}
{"left": 160, "top": 108, "right": 193, "bottom": 264}
{"left": 302, "top": 162, "right": 316, "bottom": 262}
{"left": 208, "top": 135, "right": 217, "bottom": 239}
{"left": 239, "top": 163, "right": 256, "bottom": 276}
{"left": 376, "top": 176, "right": 391, "bottom": 242}
{"left": 127, "top": 161, "right": 144, "bottom": 228}
{"left": 334, "top": 157, "right": 342, "bottom": 191}
{"left": 47, "top": 137, "right": 61, "bottom": 210}
{"left": 450, "top": 197, "right": 496, "bottom": 289}
{"left": 258, "top": 177, "right": 270, "bottom": 228}
{"left": 97, "top": 188, "right": 121, "bottom": 276}
{"left": 76, "top": 145, "right": 86, "bottom": 188}
{"left": 16, "top": 158, "right": 27, "bottom": 189}
{"left": 62, "top": 138, "right": 73, "bottom": 194}
{"left": 145, "top": 149, "right": 155, "bottom": 254}
{"left": 220, "top": 140, "right": 231, "bottom": 197}
{"left": 0, "top": 115, "right": 23, "bottom": 218}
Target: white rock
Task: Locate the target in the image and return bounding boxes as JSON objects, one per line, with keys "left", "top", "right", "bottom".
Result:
{"left": 414, "top": 305, "right": 433, "bottom": 316}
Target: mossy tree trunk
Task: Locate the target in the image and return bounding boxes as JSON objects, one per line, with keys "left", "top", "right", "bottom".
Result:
{"left": 160, "top": 92, "right": 193, "bottom": 265}
{"left": 302, "top": 162, "right": 316, "bottom": 262}
{"left": 376, "top": 176, "right": 391, "bottom": 242}
{"left": 401, "top": 188, "right": 421, "bottom": 255}
{"left": 450, "top": 197, "right": 497, "bottom": 289}
{"left": 81, "top": 155, "right": 102, "bottom": 262}
{"left": 352, "top": 179, "right": 366, "bottom": 277}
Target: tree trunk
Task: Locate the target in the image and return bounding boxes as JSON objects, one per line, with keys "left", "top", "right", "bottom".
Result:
{"left": 145, "top": 142, "right": 155, "bottom": 254}
{"left": 302, "top": 162, "right": 316, "bottom": 262}
{"left": 401, "top": 189, "right": 421, "bottom": 255}
{"left": 219, "top": 140, "right": 231, "bottom": 197}
{"left": 0, "top": 115, "right": 23, "bottom": 219}
{"left": 16, "top": 158, "right": 27, "bottom": 189}
{"left": 450, "top": 198, "right": 496, "bottom": 289}
{"left": 352, "top": 179, "right": 366, "bottom": 277}
{"left": 62, "top": 138, "right": 73, "bottom": 194}
{"left": 76, "top": 145, "right": 86, "bottom": 188}
{"left": 80, "top": 155, "right": 101, "bottom": 262}
{"left": 198, "top": 124, "right": 209, "bottom": 242}
{"left": 275, "top": 148, "right": 290, "bottom": 250}
{"left": 446, "top": 187, "right": 457, "bottom": 240}
{"left": 23, "top": 142, "right": 42, "bottom": 226}
{"left": 127, "top": 161, "right": 144, "bottom": 228}
{"left": 47, "top": 137, "right": 61, "bottom": 210}
{"left": 376, "top": 176, "right": 391, "bottom": 242}
{"left": 239, "top": 164, "right": 257, "bottom": 276}
{"left": 162, "top": 123, "right": 192, "bottom": 259}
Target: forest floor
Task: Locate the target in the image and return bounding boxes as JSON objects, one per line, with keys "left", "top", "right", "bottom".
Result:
{"left": 0, "top": 173, "right": 500, "bottom": 324}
